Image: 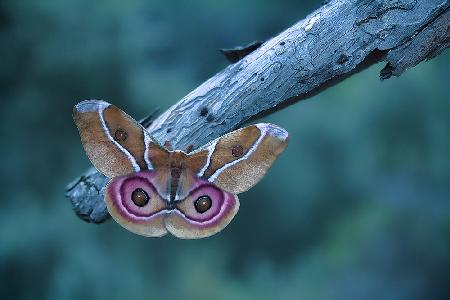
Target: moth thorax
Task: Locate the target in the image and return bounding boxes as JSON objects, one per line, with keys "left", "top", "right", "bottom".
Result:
{"left": 171, "top": 165, "right": 183, "bottom": 178}
{"left": 169, "top": 159, "right": 185, "bottom": 201}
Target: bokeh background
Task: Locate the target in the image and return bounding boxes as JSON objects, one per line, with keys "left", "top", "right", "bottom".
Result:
{"left": 1, "top": 0, "right": 449, "bottom": 299}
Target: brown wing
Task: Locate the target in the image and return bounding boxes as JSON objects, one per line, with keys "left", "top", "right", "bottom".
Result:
{"left": 73, "top": 100, "right": 154, "bottom": 178}
{"left": 194, "top": 123, "right": 288, "bottom": 194}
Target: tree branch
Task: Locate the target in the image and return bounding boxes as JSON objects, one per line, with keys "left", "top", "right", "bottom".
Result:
{"left": 66, "top": 0, "right": 450, "bottom": 223}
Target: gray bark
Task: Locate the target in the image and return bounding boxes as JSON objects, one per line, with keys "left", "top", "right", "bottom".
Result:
{"left": 66, "top": 0, "right": 450, "bottom": 223}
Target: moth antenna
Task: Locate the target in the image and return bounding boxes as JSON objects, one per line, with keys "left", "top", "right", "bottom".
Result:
{"left": 164, "top": 140, "right": 172, "bottom": 150}
{"left": 186, "top": 144, "right": 194, "bottom": 153}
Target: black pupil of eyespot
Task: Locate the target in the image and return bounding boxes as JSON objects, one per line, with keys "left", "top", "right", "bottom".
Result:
{"left": 115, "top": 129, "right": 127, "bottom": 141}
{"left": 131, "top": 188, "right": 149, "bottom": 207}
{"left": 194, "top": 196, "right": 212, "bottom": 213}
{"left": 232, "top": 145, "right": 244, "bottom": 157}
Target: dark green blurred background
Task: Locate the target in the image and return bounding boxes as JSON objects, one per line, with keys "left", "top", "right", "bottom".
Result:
{"left": 1, "top": 0, "right": 449, "bottom": 299}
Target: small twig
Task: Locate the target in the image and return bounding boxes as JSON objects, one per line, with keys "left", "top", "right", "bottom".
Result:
{"left": 220, "top": 41, "right": 264, "bottom": 63}
{"left": 139, "top": 107, "right": 161, "bottom": 128}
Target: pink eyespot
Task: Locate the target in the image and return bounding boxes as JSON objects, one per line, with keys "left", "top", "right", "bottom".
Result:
{"left": 164, "top": 179, "right": 240, "bottom": 239}
{"left": 175, "top": 184, "right": 225, "bottom": 222}
{"left": 105, "top": 170, "right": 168, "bottom": 237}
{"left": 118, "top": 176, "right": 165, "bottom": 217}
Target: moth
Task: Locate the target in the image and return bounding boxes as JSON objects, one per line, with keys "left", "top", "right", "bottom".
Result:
{"left": 73, "top": 100, "right": 289, "bottom": 238}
